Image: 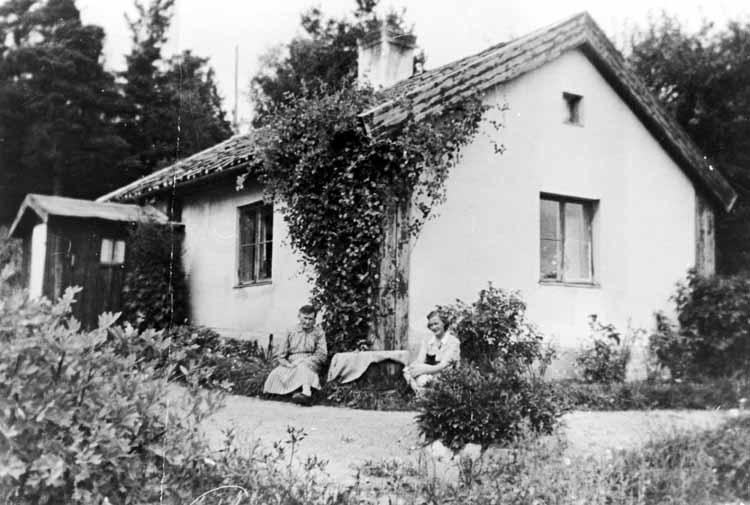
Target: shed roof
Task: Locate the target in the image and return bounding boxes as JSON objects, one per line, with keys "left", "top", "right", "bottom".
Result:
{"left": 359, "top": 11, "right": 737, "bottom": 211}
{"left": 8, "top": 194, "right": 170, "bottom": 238}
{"left": 97, "top": 133, "right": 259, "bottom": 203}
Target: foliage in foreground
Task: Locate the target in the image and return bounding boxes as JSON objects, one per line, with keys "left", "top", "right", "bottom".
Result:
{"left": 363, "top": 415, "right": 750, "bottom": 505}
{"left": 416, "top": 363, "right": 560, "bottom": 450}
{"left": 254, "top": 82, "right": 492, "bottom": 353}
{"left": 650, "top": 271, "right": 750, "bottom": 379}
{"left": 0, "top": 287, "right": 225, "bottom": 504}
{"left": 0, "top": 288, "right": 358, "bottom": 505}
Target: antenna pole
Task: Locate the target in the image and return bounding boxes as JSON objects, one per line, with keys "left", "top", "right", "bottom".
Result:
{"left": 233, "top": 45, "right": 239, "bottom": 133}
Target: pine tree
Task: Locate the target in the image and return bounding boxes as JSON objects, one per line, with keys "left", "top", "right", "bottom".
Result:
{"left": 120, "top": 0, "right": 231, "bottom": 179}
{"left": 0, "top": 0, "right": 128, "bottom": 221}
{"left": 250, "top": 0, "right": 411, "bottom": 126}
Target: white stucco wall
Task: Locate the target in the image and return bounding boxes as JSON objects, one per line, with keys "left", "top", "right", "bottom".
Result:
{"left": 180, "top": 179, "right": 313, "bottom": 342}
{"left": 408, "top": 49, "right": 698, "bottom": 371}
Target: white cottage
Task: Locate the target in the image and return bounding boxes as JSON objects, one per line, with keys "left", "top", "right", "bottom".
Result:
{"left": 98, "top": 13, "right": 735, "bottom": 372}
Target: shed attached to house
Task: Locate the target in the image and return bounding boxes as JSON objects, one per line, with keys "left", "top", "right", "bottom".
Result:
{"left": 8, "top": 194, "right": 171, "bottom": 328}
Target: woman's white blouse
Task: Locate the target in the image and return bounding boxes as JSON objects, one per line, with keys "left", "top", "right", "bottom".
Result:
{"left": 416, "top": 331, "right": 461, "bottom": 366}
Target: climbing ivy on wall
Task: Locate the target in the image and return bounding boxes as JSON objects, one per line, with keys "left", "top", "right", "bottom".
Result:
{"left": 252, "top": 83, "right": 498, "bottom": 352}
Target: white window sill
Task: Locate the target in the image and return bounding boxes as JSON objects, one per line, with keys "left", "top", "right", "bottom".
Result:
{"left": 539, "top": 280, "right": 600, "bottom": 289}
{"left": 234, "top": 280, "right": 272, "bottom": 289}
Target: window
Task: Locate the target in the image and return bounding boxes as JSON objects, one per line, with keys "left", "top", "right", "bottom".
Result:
{"left": 540, "top": 194, "right": 595, "bottom": 283}
{"left": 563, "top": 91, "right": 583, "bottom": 125}
{"left": 100, "top": 238, "right": 125, "bottom": 265}
{"left": 238, "top": 202, "right": 273, "bottom": 284}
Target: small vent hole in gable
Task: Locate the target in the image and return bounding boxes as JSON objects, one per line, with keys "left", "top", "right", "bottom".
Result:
{"left": 563, "top": 92, "right": 583, "bottom": 125}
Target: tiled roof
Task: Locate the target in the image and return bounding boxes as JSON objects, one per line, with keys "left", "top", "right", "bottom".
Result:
{"left": 9, "top": 194, "right": 169, "bottom": 237}
{"left": 360, "top": 12, "right": 737, "bottom": 212}
{"left": 100, "top": 12, "right": 736, "bottom": 212}
{"left": 98, "top": 133, "right": 259, "bottom": 202}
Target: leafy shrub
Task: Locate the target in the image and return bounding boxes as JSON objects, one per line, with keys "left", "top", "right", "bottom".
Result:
{"left": 0, "top": 225, "right": 22, "bottom": 296}
{"left": 159, "top": 326, "right": 277, "bottom": 397}
{"left": 574, "top": 316, "right": 631, "bottom": 384}
{"left": 416, "top": 362, "right": 560, "bottom": 450}
{"left": 650, "top": 271, "right": 750, "bottom": 379}
{"left": 416, "top": 285, "right": 558, "bottom": 450}
{"left": 440, "top": 283, "right": 546, "bottom": 370}
{"left": 0, "top": 286, "right": 229, "bottom": 504}
{"left": 649, "top": 311, "right": 693, "bottom": 379}
{"left": 121, "top": 222, "right": 189, "bottom": 330}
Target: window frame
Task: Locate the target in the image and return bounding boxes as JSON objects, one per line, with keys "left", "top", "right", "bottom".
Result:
{"left": 236, "top": 201, "right": 273, "bottom": 287}
{"left": 539, "top": 193, "right": 597, "bottom": 286}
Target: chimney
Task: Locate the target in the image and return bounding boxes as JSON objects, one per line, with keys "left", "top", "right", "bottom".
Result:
{"left": 357, "top": 24, "right": 417, "bottom": 89}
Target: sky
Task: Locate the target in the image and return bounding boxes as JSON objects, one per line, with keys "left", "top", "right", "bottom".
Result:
{"left": 77, "top": 0, "right": 750, "bottom": 131}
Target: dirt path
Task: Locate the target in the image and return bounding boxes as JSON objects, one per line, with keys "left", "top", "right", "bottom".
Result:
{"left": 201, "top": 392, "right": 740, "bottom": 482}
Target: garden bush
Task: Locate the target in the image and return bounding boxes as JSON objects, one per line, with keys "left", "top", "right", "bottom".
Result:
{"left": 416, "top": 285, "right": 559, "bottom": 450}
{"left": 0, "top": 286, "right": 227, "bottom": 504}
{"left": 439, "top": 283, "right": 546, "bottom": 370}
{"left": 121, "top": 222, "right": 189, "bottom": 330}
{"left": 574, "top": 316, "right": 631, "bottom": 384}
{"left": 416, "top": 362, "right": 560, "bottom": 450}
{"left": 650, "top": 271, "right": 750, "bottom": 379}
{"left": 0, "top": 225, "right": 22, "bottom": 296}
{"left": 0, "top": 283, "right": 364, "bottom": 504}
{"left": 160, "top": 326, "right": 277, "bottom": 397}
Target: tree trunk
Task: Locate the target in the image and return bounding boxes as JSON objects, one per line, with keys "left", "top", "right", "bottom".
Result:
{"left": 373, "top": 199, "right": 411, "bottom": 350}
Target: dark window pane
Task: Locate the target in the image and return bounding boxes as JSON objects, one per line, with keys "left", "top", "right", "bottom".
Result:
{"left": 261, "top": 205, "right": 273, "bottom": 242}
{"left": 540, "top": 239, "right": 561, "bottom": 280}
{"left": 239, "top": 207, "right": 256, "bottom": 246}
{"left": 540, "top": 199, "right": 560, "bottom": 240}
{"left": 239, "top": 244, "right": 255, "bottom": 283}
{"left": 259, "top": 241, "right": 272, "bottom": 279}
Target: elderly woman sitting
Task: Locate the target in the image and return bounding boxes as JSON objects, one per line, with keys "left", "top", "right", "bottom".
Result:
{"left": 403, "top": 310, "right": 461, "bottom": 394}
{"left": 263, "top": 305, "right": 327, "bottom": 405}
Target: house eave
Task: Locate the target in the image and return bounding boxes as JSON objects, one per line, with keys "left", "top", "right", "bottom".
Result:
{"left": 359, "top": 11, "right": 738, "bottom": 214}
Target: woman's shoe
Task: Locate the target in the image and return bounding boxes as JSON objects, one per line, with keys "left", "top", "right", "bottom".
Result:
{"left": 291, "top": 392, "right": 313, "bottom": 406}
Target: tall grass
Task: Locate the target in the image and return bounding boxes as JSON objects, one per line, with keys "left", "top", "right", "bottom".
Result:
{"left": 357, "top": 415, "right": 750, "bottom": 504}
